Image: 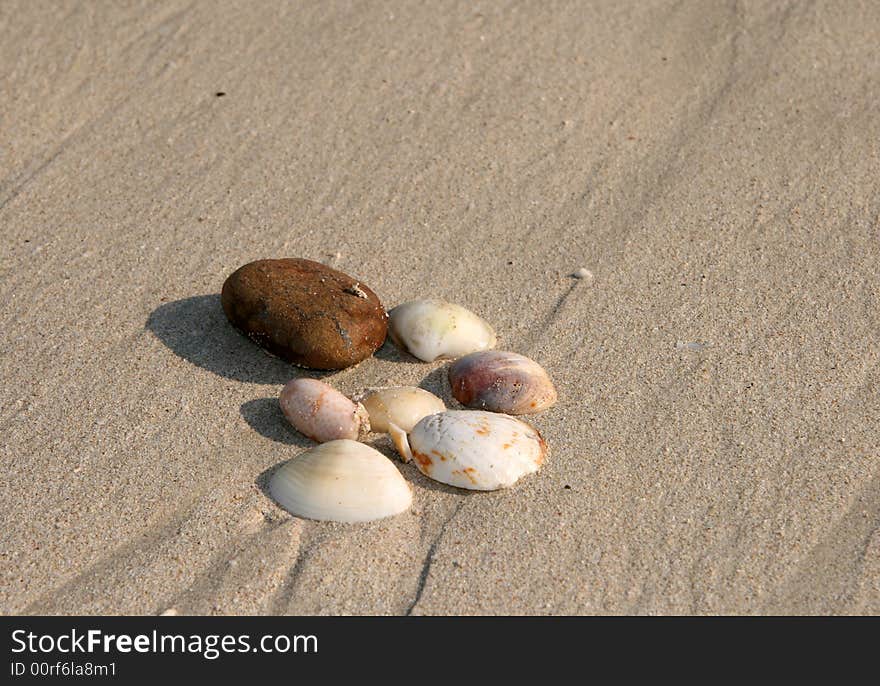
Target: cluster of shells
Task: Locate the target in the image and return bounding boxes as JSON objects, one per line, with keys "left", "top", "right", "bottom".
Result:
{"left": 223, "top": 259, "right": 557, "bottom": 524}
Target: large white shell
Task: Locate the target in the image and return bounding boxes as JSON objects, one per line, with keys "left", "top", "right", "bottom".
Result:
{"left": 396, "top": 410, "right": 547, "bottom": 491}
{"left": 358, "top": 386, "right": 446, "bottom": 433}
{"left": 387, "top": 299, "right": 497, "bottom": 362}
{"left": 269, "top": 440, "right": 412, "bottom": 523}
{"left": 280, "top": 378, "right": 370, "bottom": 443}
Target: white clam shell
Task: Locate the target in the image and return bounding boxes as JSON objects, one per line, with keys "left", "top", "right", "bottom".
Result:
{"left": 280, "top": 378, "right": 370, "bottom": 443}
{"left": 398, "top": 410, "right": 547, "bottom": 491}
{"left": 269, "top": 440, "right": 412, "bottom": 523}
{"left": 358, "top": 386, "right": 446, "bottom": 434}
{"left": 387, "top": 299, "right": 497, "bottom": 362}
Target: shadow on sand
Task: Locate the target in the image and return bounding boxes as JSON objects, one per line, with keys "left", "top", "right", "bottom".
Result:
{"left": 417, "top": 363, "right": 457, "bottom": 407}
{"left": 239, "top": 397, "right": 315, "bottom": 448}
{"left": 146, "top": 294, "right": 334, "bottom": 385}
{"left": 372, "top": 337, "right": 422, "bottom": 364}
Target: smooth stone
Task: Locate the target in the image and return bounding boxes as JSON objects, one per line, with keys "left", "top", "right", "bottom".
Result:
{"left": 221, "top": 258, "right": 387, "bottom": 370}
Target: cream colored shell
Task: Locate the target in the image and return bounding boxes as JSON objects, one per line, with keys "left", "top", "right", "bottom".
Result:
{"left": 269, "top": 440, "right": 412, "bottom": 523}
{"left": 387, "top": 299, "right": 497, "bottom": 362}
{"left": 358, "top": 386, "right": 446, "bottom": 433}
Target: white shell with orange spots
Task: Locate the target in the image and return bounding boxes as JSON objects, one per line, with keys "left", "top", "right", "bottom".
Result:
{"left": 406, "top": 410, "right": 547, "bottom": 490}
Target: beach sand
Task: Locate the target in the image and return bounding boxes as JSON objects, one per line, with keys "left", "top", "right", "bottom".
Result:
{"left": 1, "top": 0, "right": 878, "bottom": 615}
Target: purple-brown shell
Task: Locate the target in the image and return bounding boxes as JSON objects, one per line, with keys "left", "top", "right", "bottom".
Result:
{"left": 447, "top": 351, "right": 557, "bottom": 415}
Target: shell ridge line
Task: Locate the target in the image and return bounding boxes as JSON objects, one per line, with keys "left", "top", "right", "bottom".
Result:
{"left": 424, "top": 414, "right": 458, "bottom": 451}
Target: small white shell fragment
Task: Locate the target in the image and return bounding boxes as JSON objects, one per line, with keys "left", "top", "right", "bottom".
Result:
{"left": 279, "top": 378, "right": 370, "bottom": 443}
{"left": 269, "top": 440, "right": 412, "bottom": 523}
{"left": 398, "top": 410, "right": 547, "bottom": 491}
{"left": 358, "top": 386, "right": 446, "bottom": 433}
{"left": 675, "top": 340, "right": 707, "bottom": 352}
{"left": 572, "top": 267, "right": 594, "bottom": 283}
{"left": 389, "top": 422, "right": 412, "bottom": 464}
{"left": 387, "top": 299, "right": 497, "bottom": 362}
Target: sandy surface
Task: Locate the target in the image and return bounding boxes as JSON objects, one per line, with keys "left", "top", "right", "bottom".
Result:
{"left": 2, "top": 0, "right": 879, "bottom": 615}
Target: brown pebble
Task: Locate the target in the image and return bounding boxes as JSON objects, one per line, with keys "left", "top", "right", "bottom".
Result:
{"left": 221, "top": 258, "right": 387, "bottom": 370}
